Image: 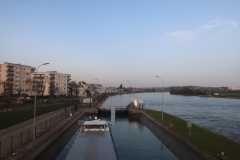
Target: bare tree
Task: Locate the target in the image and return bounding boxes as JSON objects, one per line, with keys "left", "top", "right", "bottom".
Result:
{"left": 54, "top": 87, "right": 59, "bottom": 97}
{"left": 1, "top": 81, "right": 13, "bottom": 97}
{"left": 68, "top": 81, "right": 77, "bottom": 96}
{"left": 74, "top": 88, "right": 79, "bottom": 97}
{"left": 33, "top": 75, "right": 46, "bottom": 96}
{"left": 39, "top": 75, "right": 49, "bottom": 96}
{"left": 16, "top": 88, "right": 22, "bottom": 96}
{"left": 25, "top": 78, "right": 33, "bottom": 96}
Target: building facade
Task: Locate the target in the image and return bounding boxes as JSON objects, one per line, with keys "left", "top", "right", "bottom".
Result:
{"left": 0, "top": 62, "right": 35, "bottom": 96}
{"left": 32, "top": 71, "right": 71, "bottom": 96}
{"left": 0, "top": 62, "right": 71, "bottom": 97}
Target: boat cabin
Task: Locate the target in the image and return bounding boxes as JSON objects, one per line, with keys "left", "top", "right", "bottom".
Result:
{"left": 82, "top": 120, "right": 110, "bottom": 131}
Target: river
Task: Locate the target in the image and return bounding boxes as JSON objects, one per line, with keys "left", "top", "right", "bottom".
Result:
{"left": 53, "top": 92, "right": 239, "bottom": 160}
{"left": 101, "top": 92, "right": 240, "bottom": 142}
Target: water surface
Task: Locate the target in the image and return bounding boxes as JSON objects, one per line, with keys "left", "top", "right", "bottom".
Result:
{"left": 109, "top": 117, "right": 178, "bottom": 160}
{"left": 102, "top": 92, "right": 240, "bottom": 142}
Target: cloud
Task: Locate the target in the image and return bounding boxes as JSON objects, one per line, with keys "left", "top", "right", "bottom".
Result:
{"left": 199, "top": 20, "right": 238, "bottom": 30}
{"left": 165, "top": 20, "right": 239, "bottom": 40}
{"left": 165, "top": 30, "right": 197, "bottom": 40}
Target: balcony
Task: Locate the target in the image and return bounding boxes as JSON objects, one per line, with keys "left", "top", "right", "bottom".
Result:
{"left": 6, "top": 73, "right": 14, "bottom": 76}
{"left": 7, "top": 78, "right": 14, "bottom": 81}
{"left": 49, "top": 86, "right": 55, "bottom": 89}
{"left": 7, "top": 69, "right": 14, "bottom": 72}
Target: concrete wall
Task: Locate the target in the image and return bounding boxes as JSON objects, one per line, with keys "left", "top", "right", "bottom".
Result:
{"left": 139, "top": 113, "right": 215, "bottom": 160}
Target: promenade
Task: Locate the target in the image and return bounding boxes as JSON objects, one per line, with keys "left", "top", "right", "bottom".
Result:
{"left": 0, "top": 109, "right": 65, "bottom": 139}
{"left": 1, "top": 108, "right": 84, "bottom": 160}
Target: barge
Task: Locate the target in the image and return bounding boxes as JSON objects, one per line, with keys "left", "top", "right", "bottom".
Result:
{"left": 59, "top": 118, "right": 118, "bottom": 160}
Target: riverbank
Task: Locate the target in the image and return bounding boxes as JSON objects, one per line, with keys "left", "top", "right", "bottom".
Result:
{"left": 170, "top": 92, "right": 240, "bottom": 99}
{"left": 142, "top": 109, "right": 240, "bottom": 160}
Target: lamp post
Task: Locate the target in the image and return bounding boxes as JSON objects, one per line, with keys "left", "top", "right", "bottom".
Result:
{"left": 127, "top": 80, "right": 131, "bottom": 103}
{"left": 33, "top": 63, "right": 49, "bottom": 140}
{"left": 127, "top": 80, "right": 135, "bottom": 98}
{"left": 91, "top": 79, "right": 98, "bottom": 109}
{"left": 58, "top": 74, "right": 61, "bottom": 101}
{"left": 155, "top": 76, "right": 163, "bottom": 120}
{"left": 127, "top": 80, "right": 136, "bottom": 108}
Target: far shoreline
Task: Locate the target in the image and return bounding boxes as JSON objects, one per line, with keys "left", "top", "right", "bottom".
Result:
{"left": 170, "top": 93, "right": 240, "bottom": 99}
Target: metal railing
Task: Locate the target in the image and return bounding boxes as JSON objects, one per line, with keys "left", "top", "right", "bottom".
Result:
{"left": 0, "top": 106, "right": 75, "bottom": 158}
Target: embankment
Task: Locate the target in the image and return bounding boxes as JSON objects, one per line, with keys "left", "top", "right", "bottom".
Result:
{"left": 139, "top": 109, "right": 240, "bottom": 160}
{"left": 139, "top": 112, "right": 214, "bottom": 160}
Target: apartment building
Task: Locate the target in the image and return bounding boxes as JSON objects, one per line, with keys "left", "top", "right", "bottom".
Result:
{"left": 34, "top": 71, "right": 71, "bottom": 96}
{"left": 0, "top": 62, "right": 35, "bottom": 96}
{"left": 0, "top": 62, "right": 71, "bottom": 97}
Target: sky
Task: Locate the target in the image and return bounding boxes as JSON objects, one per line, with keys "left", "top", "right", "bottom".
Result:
{"left": 1, "top": 1, "right": 240, "bottom": 88}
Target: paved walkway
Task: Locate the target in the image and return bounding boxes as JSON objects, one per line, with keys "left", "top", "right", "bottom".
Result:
{"left": 3, "top": 109, "right": 84, "bottom": 160}
{"left": 0, "top": 108, "right": 65, "bottom": 139}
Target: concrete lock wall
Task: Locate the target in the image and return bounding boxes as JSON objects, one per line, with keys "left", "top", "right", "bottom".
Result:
{"left": 139, "top": 113, "right": 215, "bottom": 160}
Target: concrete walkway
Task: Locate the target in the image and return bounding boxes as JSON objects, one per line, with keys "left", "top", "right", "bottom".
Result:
{"left": 1, "top": 109, "right": 84, "bottom": 160}
{"left": 0, "top": 108, "right": 65, "bottom": 139}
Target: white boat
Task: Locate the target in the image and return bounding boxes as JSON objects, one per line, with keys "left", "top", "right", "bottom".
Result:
{"left": 80, "top": 118, "right": 111, "bottom": 132}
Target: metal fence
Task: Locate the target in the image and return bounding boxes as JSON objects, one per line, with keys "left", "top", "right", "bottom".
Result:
{"left": 0, "top": 106, "right": 75, "bottom": 158}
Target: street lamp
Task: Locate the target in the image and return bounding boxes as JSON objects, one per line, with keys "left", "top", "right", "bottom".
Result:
{"left": 58, "top": 74, "right": 61, "bottom": 101}
{"left": 91, "top": 79, "right": 98, "bottom": 109}
{"left": 127, "top": 80, "right": 132, "bottom": 103}
{"left": 127, "top": 80, "right": 135, "bottom": 98}
{"left": 155, "top": 76, "right": 163, "bottom": 120}
{"left": 33, "top": 63, "right": 49, "bottom": 140}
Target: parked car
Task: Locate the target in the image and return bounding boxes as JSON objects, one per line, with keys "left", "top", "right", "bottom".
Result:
{"left": 22, "top": 97, "right": 34, "bottom": 103}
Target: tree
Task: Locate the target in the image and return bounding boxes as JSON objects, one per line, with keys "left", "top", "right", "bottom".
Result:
{"left": 68, "top": 81, "right": 77, "bottom": 96}
{"left": 119, "top": 84, "right": 123, "bottom": 89}
{"left": 1, "top": 81, "right": 13, "bottom": 96}
{"left": 25, "top": 78, "right": 33, "bottom": 96}
{"left": 16, "top": 88, "right": 22, "bottom": 96}
{"left": 74, "top": 88, "right": 79, "bottom": 97}
{"left": 54, "top": 87, "right": 59, "bottom": 97}
{"left": 38, "top": 76, "right": 45, "bottom": 96}
{"left": 33, "top": 75, "right": 48, "bottom": 96}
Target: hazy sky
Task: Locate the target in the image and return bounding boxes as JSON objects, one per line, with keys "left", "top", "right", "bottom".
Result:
{"left": 1, "top": 1, "right": 240, "bottom": 87}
